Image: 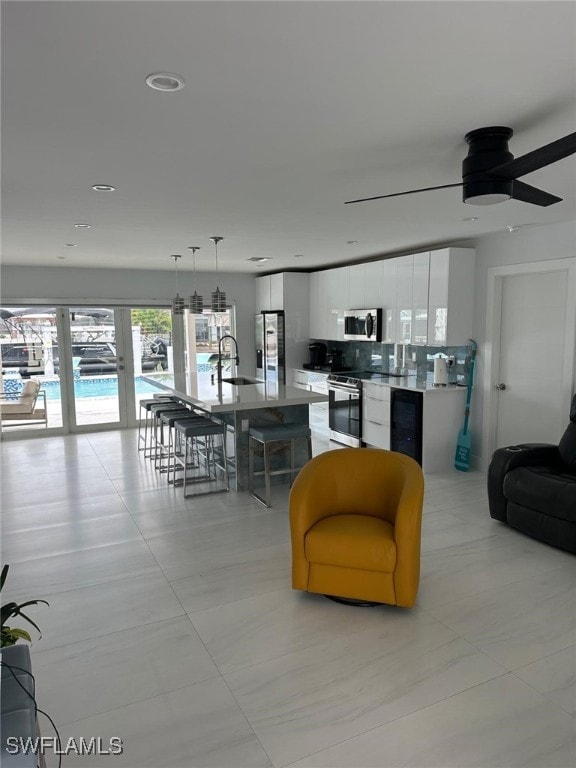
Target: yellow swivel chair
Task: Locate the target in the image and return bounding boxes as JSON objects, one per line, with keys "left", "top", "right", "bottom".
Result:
{"left": 290, "top": 448, "right": 424, "bottom": 607}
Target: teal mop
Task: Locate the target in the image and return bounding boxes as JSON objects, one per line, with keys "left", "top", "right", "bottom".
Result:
{"left": 455, "top": 339, "right": 477, "bottom": 471}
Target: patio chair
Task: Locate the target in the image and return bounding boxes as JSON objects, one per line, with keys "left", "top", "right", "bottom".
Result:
{"left": 0, "top": 378, "right": 48, "bottom": 427}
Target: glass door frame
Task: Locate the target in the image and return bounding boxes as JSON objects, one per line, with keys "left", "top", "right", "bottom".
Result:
{"left": 60, "top": 307, "right": 136, "bottom": 433}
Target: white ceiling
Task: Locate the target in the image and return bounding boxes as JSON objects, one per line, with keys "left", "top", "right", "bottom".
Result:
{"left": 2, "top": 1, "right": 575, "bottom": 274}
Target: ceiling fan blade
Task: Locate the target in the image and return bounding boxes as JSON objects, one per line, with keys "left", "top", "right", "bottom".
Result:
{"left": 490, "top": 132, "right": 576, "bottom": 180}
{"left": 345, "top": 182, "right": 462, "bottom": 205}
{"left": 510, "top": 179, "right": 562, "bottom": 207}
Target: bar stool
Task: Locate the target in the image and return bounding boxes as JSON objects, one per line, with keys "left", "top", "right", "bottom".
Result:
{"left": 173, "top": 417, "right": 229, "bottom": 497}
{"left": 157, "top": 409, "right": 208, "bottom": 482}
{"left": 145, "top": 402, "right": 189, "bottom": 460}
{"left": 154, "top": 407, "right": 196, "bottom": 472}
{"left": 138, "top": 396, "right": 179, "bottom": 456}
{"left": 248, "top": 423, "right": 312, "bottom": 508}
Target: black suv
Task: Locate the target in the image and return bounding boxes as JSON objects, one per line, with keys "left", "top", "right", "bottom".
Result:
{"left": 1, "top": 341, "right": 167, "bottom": 376}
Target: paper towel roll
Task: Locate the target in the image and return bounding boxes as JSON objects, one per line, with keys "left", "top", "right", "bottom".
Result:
{"left": 433, "top": 357, "right": 448, "bottom": 386}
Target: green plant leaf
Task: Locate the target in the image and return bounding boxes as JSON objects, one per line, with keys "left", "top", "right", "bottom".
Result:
{"left": 0, "top": 564, "right": 9, "bottom": 591}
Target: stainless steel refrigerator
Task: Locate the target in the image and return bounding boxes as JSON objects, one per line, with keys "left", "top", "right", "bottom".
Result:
{"left": 255, "top": 311, "right": 285, "bottom": 384}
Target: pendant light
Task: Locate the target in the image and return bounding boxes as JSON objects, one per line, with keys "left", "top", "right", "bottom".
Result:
{"left": 188, "top": 246, "right": 204, "bottom": 314}
{"left": 210, "top": 236, "right": 227, "bottom": 312}
{"left": 170, "top": 254, "right": 185, "bottom": 315}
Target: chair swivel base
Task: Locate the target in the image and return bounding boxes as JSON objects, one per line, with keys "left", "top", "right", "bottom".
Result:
{"left": 324, "top": 595, "right": 381, "bottom": 607}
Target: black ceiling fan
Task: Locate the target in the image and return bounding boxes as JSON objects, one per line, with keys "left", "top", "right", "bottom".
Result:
{"left": 345, "top": 127, "right": 576, "bottom": 207}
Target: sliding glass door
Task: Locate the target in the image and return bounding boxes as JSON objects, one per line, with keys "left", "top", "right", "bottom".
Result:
{"left": 65, "top": 307, "right": 126, "bottom": 428}
{"left": 1, "top": 303, "right": 233, "bottom": 436}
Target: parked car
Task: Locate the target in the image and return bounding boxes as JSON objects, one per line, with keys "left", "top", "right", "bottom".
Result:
{"left": 1, "top": 341, "right": 167, "bottom": 376}
{"left": 0, "top": 342, "right": 45, "bottom": 377}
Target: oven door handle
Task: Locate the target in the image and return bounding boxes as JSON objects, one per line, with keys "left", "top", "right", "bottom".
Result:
{"left": 328, "top": 383, "right": 360, "bottom": 394}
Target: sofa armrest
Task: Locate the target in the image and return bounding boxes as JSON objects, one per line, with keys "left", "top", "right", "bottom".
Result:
{"left": 487, "top": 443, "right": 560, "bottom": 522}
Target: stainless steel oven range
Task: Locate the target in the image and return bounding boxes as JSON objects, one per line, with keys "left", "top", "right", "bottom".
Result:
{"left": 327, "top": 373, "right": 362, "bottom": 447}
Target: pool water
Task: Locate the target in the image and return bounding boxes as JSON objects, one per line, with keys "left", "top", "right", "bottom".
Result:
{"left": 42, "top": 376, "right": 166, "bottom": 400}
{"left": 3, "top": 354, "right": 214, "bottom": 400}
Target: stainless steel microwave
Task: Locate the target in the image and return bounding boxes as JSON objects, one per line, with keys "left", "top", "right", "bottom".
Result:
{"left": 344, "top": 309, "right": 383, "bottom": 341}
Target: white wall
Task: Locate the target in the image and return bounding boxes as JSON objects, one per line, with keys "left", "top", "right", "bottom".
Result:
{"left": 471, "top": 219, "right": 576, "bottom": 468}
{"left": 1, "top": 265, "right": 258, "bottom": 374}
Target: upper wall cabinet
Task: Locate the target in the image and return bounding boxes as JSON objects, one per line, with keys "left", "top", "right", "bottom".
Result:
{"left": 348, "top": 263, "right": 366, "bottom": 307}
{"left": 412, "top": 251, "right": 430, "bottom": 345}
{"left": 256, "top": 272, "right": 310, "bottom": 371}
{"left": 381, "top": 258, "right": 398, "bottom": 343}
{"left": 308, "top": 246, "right": 474, "bottom": 346}
{"left": 364, "top": 261, "right": 383, "bottom": 308}
{"left": 309, "top": 272, "right": 327, "bottom": 339}
{"left": 427, "top": 248, "right": 475, "bottom": 346}
{"left": 256, "top": 274, "right": 284, "bottom": 311}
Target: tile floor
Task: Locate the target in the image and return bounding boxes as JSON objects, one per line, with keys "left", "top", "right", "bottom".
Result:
{"left": 1, "top": 428, "right": 575, "bottom": 767}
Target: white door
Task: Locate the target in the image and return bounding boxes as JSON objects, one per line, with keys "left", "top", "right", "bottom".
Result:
{"left": 495, "top": 270, "right": 568, "bottom": 447}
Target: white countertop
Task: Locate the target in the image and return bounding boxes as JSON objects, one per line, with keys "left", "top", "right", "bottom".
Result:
{"left": 166, "top": 373, "right": 328, "bottom": 413}
{"left": 364, "top": 376, "right": 468, "bottom": 393}
{"left": 294, "top": 368, "right": 468, "bottom": 393}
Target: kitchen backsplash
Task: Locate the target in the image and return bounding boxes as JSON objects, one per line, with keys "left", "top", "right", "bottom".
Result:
{"left": 309, "top": 339, "right": 472, "bottom": 384}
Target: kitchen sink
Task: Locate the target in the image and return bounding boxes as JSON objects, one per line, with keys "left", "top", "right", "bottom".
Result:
{"left": 221, "top": 376, "right": 257, "bottom": 386}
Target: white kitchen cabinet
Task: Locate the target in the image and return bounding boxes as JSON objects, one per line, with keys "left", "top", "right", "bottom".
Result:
{"left": 256, "top": 273, "right": 287, "bottom": 312}
{"left": 364, "top": 260, "right": 383, "bottom": 309}
{"left": 292, "top": 369, "right": 329, "bottom": 436}
{"left": 421, "top": 387, "right": 467, "bottom": 472}
{"left": 269, "top": 273, "right": 284, "bottom": 310}
{"left": 256, "top": 275, "right": 272, "bottom": 311}
{"left": 427, "top": 248, "right": 475, "bottom": 346}
{"left": 348, "top": 263, "right": 366, "bottom": 308}
{"left": 381, "top": 258, "right": 398, "bottom": 343}
{"left": 308, "top": 246, "right": 474, "bottom": 347}
{"left": 291, "top": 369, "right": 310, "bottom": 389}
{"left": 396, "top": 254, "right": 414, "bottom": 344}
{"left": 256, "top": 274, "right": 310, "bottom": 375}
{"left": 326, "top": 266, "right": 349, "bottom": 340}
{"left": 361, "top": 381, "right": 467, "bottom": 472}
{"left": 362, "top": 381, "right": 391, "bottom": 449}
{"left": 412, "top": 251, "right": 430, "bottom": 345}
{"left": 309, "top": 271, "right": 329, "bottom": 339}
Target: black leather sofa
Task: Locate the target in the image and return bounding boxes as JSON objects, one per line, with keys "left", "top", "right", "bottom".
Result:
{"left": 487, "top": 395, "right": 576, "bottom": 554}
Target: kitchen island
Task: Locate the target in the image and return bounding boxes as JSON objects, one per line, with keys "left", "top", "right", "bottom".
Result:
{"left": 156, "top": 374, "right": 327, "bottom": 491}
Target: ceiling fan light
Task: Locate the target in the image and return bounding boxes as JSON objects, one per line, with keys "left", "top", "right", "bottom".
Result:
{"left": 464, "top": 192, "right": 511, "bottom": 205}
{"left": 463, "top": 178, "right": 513, "bottom": 206}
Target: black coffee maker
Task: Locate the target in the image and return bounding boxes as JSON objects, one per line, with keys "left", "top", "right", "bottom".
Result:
{"left": 306, "top": 342, "right": 327, "bottom": 369}
{"left": 326, "top": 348, "right": 345, "bottom": 371}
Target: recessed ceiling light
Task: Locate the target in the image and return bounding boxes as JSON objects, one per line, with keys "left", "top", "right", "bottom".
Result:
{"left": 57, "top": 256, "right": 67, "bottom": 260}
{"left": 65, "top": 243, "right": 77, "bottom": 247}
{"left": 293, "top": 254, "right": 304, "bottom": 258}
{"left": 146, "top": 72, "right": 185, "bottom": 92}
{"left": 75, "top": 223, "right": 91, "bottom": 229}
{"left": 247, "top": 257, "right": 271, "bottom": 263}
{"left": 92, "top": 184, "right": 115, "bottom": 192}
{"left": 507, "top": 225, "right": 521, "bottom": 232}
{"left": 346, "top": 241, "right": 358, "bottom": 245}
{"left": 462, "top": 217, "right": 478, "bottom": 222}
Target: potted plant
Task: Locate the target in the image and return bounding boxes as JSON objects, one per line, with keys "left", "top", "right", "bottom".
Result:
{"left": 1, "top": 564, "right": 49, "bottom": 647}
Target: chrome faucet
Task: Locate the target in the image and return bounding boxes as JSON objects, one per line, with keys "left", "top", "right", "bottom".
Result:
{"left": 216, "top": 334, "right": 240, "bottom": 384}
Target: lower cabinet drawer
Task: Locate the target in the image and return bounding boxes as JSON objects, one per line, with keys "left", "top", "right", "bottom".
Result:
{"left": 363, "top": 395, "right": 390, "bottom": 426}
{"left": 363, "top": 419, "right": 390, "bottom": 450}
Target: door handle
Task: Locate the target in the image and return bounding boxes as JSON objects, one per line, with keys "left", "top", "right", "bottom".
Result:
{"left": 495, "top": 383, "right": 506, "bottom": 390}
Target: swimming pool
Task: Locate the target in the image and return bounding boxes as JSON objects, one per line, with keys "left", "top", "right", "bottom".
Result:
{"left": 2, "top": 354, "right": 215, "bottom": 400}
{"left": 38, "top": 376, "right": 166, "bottom": 400}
